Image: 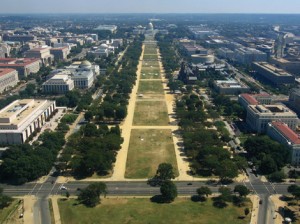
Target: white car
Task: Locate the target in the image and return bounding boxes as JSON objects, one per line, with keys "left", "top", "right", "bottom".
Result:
{"left": 60, "top": 186, "right": 67, "bottom": 190}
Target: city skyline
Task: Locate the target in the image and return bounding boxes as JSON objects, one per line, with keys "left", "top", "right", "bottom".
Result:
{"left": 0, "top": 0, "right": 300, "bottom": 14}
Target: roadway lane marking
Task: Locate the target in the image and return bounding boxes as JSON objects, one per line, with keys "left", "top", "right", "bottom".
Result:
{"left": 28, "top": 182, "right": 39, "bottom": 195}
{"left": 245, "top": 181, "right": 258, "bottom": 194}
{"left": 48, "top": 181, "right": 57, "bottom": 197}
{"left": 262, "top": 182, "right": 271, "bottom": 194}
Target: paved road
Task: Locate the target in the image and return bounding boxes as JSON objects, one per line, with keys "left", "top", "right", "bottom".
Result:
{"left": 1, "top": 180, "right": 291, "bottom": 197}
{"left": 1, "top": 178, "right": 294, "bottom": 224}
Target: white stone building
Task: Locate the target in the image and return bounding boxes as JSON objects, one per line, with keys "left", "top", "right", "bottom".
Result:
{"left": 0, "top": 69, "right": 19, "bottom": 93}
{"left": 0, "top": 99, "right": 56, "bottom": 144}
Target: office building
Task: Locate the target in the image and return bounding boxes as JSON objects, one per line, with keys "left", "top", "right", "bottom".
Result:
{"left": 0, "top": 99, "right": 56, "bottom": 144}
{"left": 95, "top": 25, "right": 117, "bottom": 33}
{"left": 50, "top": 47, "right": 70, "bottom": 61}
{"left": 235, "top": 47, "right": 267, "bottom": 64}
{"left": 246, "top": 104, "right": 298, "bottom": 133}
{"left": 0, "top": 58, "right": 40, "bottom": 78}
{"left": 213, "top": 78, "right": 250, "bottom": 95}
{"left": 252, "top": 62, "right": 295, "bottom": 85}
{"left": 217, "top": 48, "right": 235, "bottom": 60}
{"left": 3, "top": 34, "right": 36, "bottom": 43}
{"left": 267, "top": 121, "right": 300, "bottom": 166}
{"left": 270, "top": 57, "right": 300, "bottom": 76}
{"left": 25, "top": 46, "right": 54, "bottom": 66}
{"left": 289, "top": 88, "right": 300, "bottom": 113}
{"left": 238, "top": 93, "right": 272, "bottom": 109}
{"left": 0, "top": 69, "right": 19, "bottom": 93}
{"left": 0, "top": 43, "right": 11, "bottom": 58}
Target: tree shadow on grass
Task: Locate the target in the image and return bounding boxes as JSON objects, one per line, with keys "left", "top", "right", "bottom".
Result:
{"left": 212, "top": 197, "right": 228, "bottom": 208}
{"left": 191, "top": 195, "right": 206, "bottom": 202}
{"left": 150, "top": 195, "right": 171, "bottom": 204}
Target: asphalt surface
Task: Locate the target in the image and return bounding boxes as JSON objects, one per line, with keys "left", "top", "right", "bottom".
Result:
{"left": 0, "top": 175, "right": 294, "bottom": 224}
{"left": 2, "top": 180, "right": 291, "bottom": 197}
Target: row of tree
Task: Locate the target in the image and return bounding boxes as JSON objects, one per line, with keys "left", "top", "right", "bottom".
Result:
{"left": 0, "top": 131, "right": 65, "bottom": 184}
{"left": 64, "top": 124, "right": 123, "bottom": 179}
{"left": 87, "top": 37, "right": 143, "bottom": 122}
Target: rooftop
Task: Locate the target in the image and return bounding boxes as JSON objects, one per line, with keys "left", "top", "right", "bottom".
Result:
{"left": 254, "top": 62, "right": 293, "bottom": 77}
{"left": 0, "top": 68, "right": 16, "bottom": 77}
{"left": 270, "top": 121, "right": 300, "bottom": 144}
{"left": 0, "top": 58, "right": 40, "bottom": 67}
{"left": 240, "top": 93, "right": 258, "bottom": 105}
{"left": 0, "top": 99, "right": 54, "bottom": 131}
{"left": 249, "top": 104, "right": 296, "bottom": 115}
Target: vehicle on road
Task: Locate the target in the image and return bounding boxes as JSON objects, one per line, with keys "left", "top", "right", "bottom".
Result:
{"left": 60, "top": 186, "right": 67, "bottom": 190}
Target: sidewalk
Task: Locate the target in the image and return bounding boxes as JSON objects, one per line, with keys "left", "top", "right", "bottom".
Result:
{"left": 249, "top": 194, "right": 260, "bottom": 224}
{"left": 50, "top": 196, "right": 62, "bottom": 224}
{"left": 23, "top": 196, "right": 36, "bottom": 224}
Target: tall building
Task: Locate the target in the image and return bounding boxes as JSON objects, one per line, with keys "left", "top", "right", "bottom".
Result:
{"left": 252, "top": 62, "right": 295, "bottom": 85}
{"left": 0, "top": 69, "right": 19, "bottom": 93}
{"left": 246, "top": 104, "right": 298, "bottom": 133}
{"left": 0, "top": 58, "right": 40, "bottom": 78}
{"left": 267, "top": 121, "right": 300, "bottom": 166}
{"left": 0, "top": 99, "right": 56, "bottom": 144}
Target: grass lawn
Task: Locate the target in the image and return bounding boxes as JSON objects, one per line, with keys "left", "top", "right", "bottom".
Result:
{"left": 125, "top": 129, "right": 178, "bottom": 178}
{"left": 142, "top": 60, "right": 160, "bottom": 67}
{"left": 144, "top": 48, "right": 157, "bottom": 55}
{"left": 138, "top": 80, "right": 164, "bottom": 95}
{"left": 0, "top": 200, "right": 19, "bottom": 223}
{"left": 143, "top": 54, "right": 158, "bottom": 60}
{"left": 58, "top": 198, "right": 251, "bottom": 224}
{"left": 133, "top": 101, "right": 169, "bottom": 126}
{"left": 140, "top": 71, "right": 161, "bottom": 79}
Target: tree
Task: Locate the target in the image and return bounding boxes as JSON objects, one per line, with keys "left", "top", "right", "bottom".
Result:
{"left": 84, "top": 111, "right": 93, "bottom": 122}
{"left": 216, "top": 160, "right": 238, "bottom": 182}
{"left": 154, "top": 163, "right": 175, "bottom": 184}
{"left": 66, "top": 191, "right": 70, "bottom": 199}
{"left": 268, "top": 171, "right": 286, "bottom": 182}
{"left": 218, "top": 186, "right": 232, "bottom": 202}
{"left": 81, "top": 123, "right": 98, "bottom": 137}
{"left": 287, "top": 185, "right": 300, "bottom": 202}
{"left": 78, "top": 182, "right": 107, "bottom": 207}
{"left": 196, "top": 186, "right": 212, "bottom": 200}
{"left": 160, "top": 181, "right": 177, "bottom": 202}
{"left": 244, "top": 208, "right": 250, "bottom": 216}
{"left": 0, "top": 187, "right": 12, "bottom": 209}
{"left": 234, "top": 185, "right": 250, "bottom": 197}
{"left": 115, "top": 106, "right": 127, "bottom": 120}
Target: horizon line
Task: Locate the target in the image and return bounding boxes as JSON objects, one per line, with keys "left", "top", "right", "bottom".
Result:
{"left": 0, "top": 12, "right": 300, "bottom": 15}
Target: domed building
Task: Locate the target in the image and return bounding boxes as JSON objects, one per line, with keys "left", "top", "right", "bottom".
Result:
{"left": 100, "top": 43, "right": 109, "bottom": 49}
{"left": 79, "top": 60, "right": 92, "bottom": 69}
{"left": 148, "top": 22, "right": 154, "bottom": 31}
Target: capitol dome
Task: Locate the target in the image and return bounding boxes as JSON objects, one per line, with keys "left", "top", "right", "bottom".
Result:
{"left": 148, "top": 22, "right": 154, "bottom": 30}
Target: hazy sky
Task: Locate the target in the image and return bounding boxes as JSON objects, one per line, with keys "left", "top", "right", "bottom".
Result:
{"left": 0, "top": 0, "right": 299, "bottom": 14}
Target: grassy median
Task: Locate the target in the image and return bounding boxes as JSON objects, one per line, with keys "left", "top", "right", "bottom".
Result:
{"left": 58, "top": 198, "right": 251, "bottom": 224}
{"left": 125, "top": 129, "right": 178, "bottom": 178}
